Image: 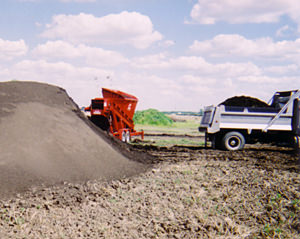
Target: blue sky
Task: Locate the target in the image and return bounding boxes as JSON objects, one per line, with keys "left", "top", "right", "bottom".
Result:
{"left": 1, "top": 0, "right": 300, "bottom": 110}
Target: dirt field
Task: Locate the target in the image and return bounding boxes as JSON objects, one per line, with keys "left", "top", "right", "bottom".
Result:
{"left": 0, "top": 82, "right": 299, "bottom": 238}
{"left": 0, "top": 143, "right": 299, "bottom": 239}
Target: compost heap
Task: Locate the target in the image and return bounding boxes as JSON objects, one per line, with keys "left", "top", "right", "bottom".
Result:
{"left": 219, "top": 95, "right": 270, "bottom": 107}
{"left": 0, "top": 81, "right": 148, "bottom": 199}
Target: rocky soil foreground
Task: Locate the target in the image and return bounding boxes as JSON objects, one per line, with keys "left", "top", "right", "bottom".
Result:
{"left": 0, "top": 144, "right": 299, "bottom": 239}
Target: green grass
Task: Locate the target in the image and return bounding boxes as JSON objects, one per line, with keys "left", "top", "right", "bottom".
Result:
{"left": 150, "top": 138, "right": 204, "bottom": 147}
{"left": 135, "top": 120, "right": 201, "bottom": 135}
{"left": 133, "top": 116, "right": 204, "bottom": 146}
{"left": 132, "top": 109, "right": 203, "bottom": 146}
{"left": 133, "top": 109, "right": 173, "bottom": 126}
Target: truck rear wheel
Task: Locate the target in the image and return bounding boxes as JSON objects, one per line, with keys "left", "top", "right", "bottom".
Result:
{"left": 222, "top": 131, "right": 245, "bottom": 151}
{"left": 211, "top": 134, "right": 222, "bottom": 149}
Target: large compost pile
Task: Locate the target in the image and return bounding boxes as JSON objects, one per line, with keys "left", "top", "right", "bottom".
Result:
{"left": 0, "top": 81, "right": 149, "bottom": 199}
{"left": 219, "top": 95, "right": 270, "bottom": 107}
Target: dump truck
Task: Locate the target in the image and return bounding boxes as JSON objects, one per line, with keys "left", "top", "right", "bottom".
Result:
{"left": 85, "top": 88, "right": 144, "bottom": 142}
{"left": 199, "top": 90, "right": 300, "bottom": 150}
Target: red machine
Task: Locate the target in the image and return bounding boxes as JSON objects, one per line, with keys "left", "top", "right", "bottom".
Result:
{"left": 85, "top": 88, "right": 144, "bottom": 142}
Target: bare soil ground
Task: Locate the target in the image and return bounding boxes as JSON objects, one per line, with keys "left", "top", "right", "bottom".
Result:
{"left": 0, "top": 144, "right": 299, "bottom": 239}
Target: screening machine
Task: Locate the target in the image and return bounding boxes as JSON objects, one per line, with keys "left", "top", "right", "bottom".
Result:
{"left": 85, "top": 88, "right": 144, "bottom": 142}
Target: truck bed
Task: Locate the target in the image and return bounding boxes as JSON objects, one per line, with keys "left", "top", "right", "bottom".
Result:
{"left": 220, "top": 105, "right": 292, "bottom": 131}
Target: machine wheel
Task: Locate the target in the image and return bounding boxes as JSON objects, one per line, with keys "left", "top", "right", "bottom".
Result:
{"left": 125, "top": 131, "right": 131, "bottom": 143}
{"left": 222, "top": 131, "right": 245, "bottom": 151}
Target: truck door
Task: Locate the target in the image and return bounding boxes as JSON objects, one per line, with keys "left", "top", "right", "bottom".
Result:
{"left": 292, "top": 99, "right": 300, "bottom": 135}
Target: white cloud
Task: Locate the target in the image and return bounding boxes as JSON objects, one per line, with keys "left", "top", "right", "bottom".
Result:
{"left": 12, "top": 60, "right": 112, "bottom": 83}
{"left": 159, "top": 40, "right": 175, "bottom": 48}
{"left": 2, "top": 60, "right": 114, "bottom": 106}
{"left": 189, "top": 0, "right": 300, "bottom": 31}
{"left": 264, "top": 64, "right": 299, "bottom": 75}
{"left": 132, "top": 54, "right": 214, "bottom": 71}
{"left": 238, "top": 75, "right": 285, "bottom": 84}
{"left": 132, "top": 54, "right": 213, "bottom": 70}
{"left": 216, "top": 62, "right": 262, "bottom": 77}
{"left": 180, "top": 74, "right": 237, "bottom": 105}
{"left": 117, "top": 72, "right": 184, "bottom": 110}
{"left": 190, "top": 34, "right": 300, "bottom": 62}
{"left": 169, "top": 56, "right": 211, "bottom": 71}
{"left": 41, "top": 11, "right": 163, "bottom": 49}
{"left": 180, "top": 75, "right": 217, "bottom": 95}
{"left": 131, "top": 53, "right": 170, "bottom": 69}
{"left": 1, "top": 53, "right": 298, "bottom": 110}
{"left": 0, "top": 37, "right": 297, "bottom": 111}
{"left": 32, "top": 41, "right": 128, "bottom": 67}
{"left": 0, "top": 39, "right": 28, "bottom": 60}
{"left": 132, "top": 53, "right": 261, "bottom": 77}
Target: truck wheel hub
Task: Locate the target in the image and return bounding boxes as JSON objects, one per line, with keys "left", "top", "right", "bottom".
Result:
{"left": 229, "top": 138, "right": 239, "bottom": 147}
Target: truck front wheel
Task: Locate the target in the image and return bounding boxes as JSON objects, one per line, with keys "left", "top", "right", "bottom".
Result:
{"left": 222, "top": 131, "right": 245, "bottom": 151}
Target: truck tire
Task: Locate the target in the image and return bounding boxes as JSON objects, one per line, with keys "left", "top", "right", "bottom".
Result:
{"left": 222, "top": 131, "right": 245, "bottom": 151}
{"left": 211, "top": 134, "right": 222, "bottom": 149}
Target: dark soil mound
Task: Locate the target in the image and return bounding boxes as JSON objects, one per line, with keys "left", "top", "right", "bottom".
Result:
{"left": 219, "top": 95, "right": 270, "bottom": 107}
{"left": 0, "top": 81, "right": 150, "bottom": 199}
